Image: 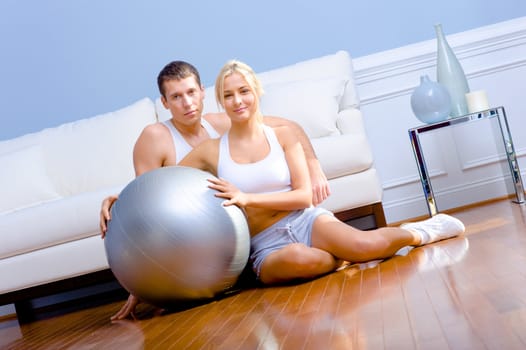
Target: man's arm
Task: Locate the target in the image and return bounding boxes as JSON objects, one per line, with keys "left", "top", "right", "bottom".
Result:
{"left": 262, "top": 116, "right": 330, "bottom": 206}
{"left": 100, "top": 124, "right": 173, "bottom": 237}
{"left": 132, "top": 123, "right": 173, "bottom": 176}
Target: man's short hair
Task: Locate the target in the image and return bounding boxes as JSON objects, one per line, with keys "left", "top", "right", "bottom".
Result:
{"left": 157, "top": 61, "right": 202, "bottom": 97}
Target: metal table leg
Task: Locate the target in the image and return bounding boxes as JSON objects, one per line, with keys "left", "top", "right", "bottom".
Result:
{"left": 409, "top": 129, "right": 438, "bottom": 216}
{"left": 495, "top": 107, "right": 525, "bottom": 204}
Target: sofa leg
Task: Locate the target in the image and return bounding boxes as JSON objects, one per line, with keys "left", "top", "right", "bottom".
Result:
{"left": 14, "top": 300, "right": 35, "bottom": 324}
{"left": 334, "top": 202, "right": 386, "bottom": 230}
{"left": 372, "top": 202, "right": 387, "bottom": 228}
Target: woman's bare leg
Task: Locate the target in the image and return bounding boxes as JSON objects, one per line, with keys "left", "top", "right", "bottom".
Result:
{"left": 311, "top": 215, "right": 419, "bottom": 263}
{"left": 259, "top": 243, "right": 339, "bottom": 284}
{"left": 257, "top": 213, "right": 464, "bottom": 284}
{"left": 311, "top": 213, "right": 464, "bottom": 263}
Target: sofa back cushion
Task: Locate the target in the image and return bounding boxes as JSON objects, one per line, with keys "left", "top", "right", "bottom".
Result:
{"left": 0, "top": 98, "right": 157, "bottom": 204}
{"left": 257, "top": 50, "right": 359, "bottom": 110}
{"left": 42, "top": 98, "right": 157, "bottom": 196}
{"left": 0, "top": 145, "right": 60, "bottom": 213}
{"left": 259, "top": 78, "right": 346, "bottom": 138}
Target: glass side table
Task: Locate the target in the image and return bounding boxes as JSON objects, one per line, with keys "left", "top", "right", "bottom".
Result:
{"left": 408, "top": 106, "right": 525, "bottom": 216}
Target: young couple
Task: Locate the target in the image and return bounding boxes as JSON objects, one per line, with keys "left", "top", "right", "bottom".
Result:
{"left": 100, "top": 59, "right": 465, "bottom": 320}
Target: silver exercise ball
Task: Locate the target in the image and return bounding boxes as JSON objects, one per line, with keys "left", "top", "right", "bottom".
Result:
{"left": 104, "top": 166, "right": 250, "bottom": 307}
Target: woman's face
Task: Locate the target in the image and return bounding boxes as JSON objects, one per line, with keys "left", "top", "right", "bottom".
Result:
{"left": 222, "top": 72, "right": 257, "bottom": 122}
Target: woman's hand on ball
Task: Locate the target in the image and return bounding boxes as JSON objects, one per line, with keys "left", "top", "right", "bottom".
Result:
{"left": 208, "top": 178, "right": 247, "bottom": 207}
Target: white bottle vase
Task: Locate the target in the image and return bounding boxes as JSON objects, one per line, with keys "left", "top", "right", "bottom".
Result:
{"left": 435, "top": 23, "right": 470, "bottom": 117}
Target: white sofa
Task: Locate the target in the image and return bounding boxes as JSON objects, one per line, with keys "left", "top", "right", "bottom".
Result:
{"left": 0, "top": 50, "right": 384, "bottom": 320}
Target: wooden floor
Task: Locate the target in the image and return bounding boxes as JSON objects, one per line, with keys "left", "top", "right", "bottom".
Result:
{"left": 2, "top": 199, "right": 526, "bottom": 349}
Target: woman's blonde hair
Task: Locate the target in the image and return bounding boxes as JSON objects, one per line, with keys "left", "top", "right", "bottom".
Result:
{"left": 215, "top": 60, "right": 264, "bottom": 109}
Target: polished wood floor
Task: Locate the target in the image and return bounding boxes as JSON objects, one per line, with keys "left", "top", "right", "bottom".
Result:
{"left": 2, "top": 199, "right": 526, "bottom": 349}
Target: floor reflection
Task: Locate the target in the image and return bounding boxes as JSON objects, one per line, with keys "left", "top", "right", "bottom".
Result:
{"left": 212, "top": 237, "right": 470, "bottom": 349}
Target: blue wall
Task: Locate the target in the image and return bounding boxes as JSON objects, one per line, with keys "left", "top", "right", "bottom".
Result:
{"left": 1, "top": 0, "right": 525, "bottom": 140}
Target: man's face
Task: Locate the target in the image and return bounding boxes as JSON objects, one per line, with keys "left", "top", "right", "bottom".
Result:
{"left": 161, "top": 76, "right": 205, "bottom": 125}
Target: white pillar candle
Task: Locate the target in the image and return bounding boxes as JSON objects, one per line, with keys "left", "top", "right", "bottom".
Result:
{"left": 465, "top": 90, "right": 490, "bottom": 113}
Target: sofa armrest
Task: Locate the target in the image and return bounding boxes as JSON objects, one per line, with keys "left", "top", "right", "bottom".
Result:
{"left": 312, "top": 133, "right": 373, "bottom": 179}
{"left": 336, "top": 108, "right": 367, "bottom": 136}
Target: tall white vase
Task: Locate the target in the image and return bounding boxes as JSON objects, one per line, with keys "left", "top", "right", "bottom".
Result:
{"left": 435, "top": 23, "right": 470, "bottom": 117}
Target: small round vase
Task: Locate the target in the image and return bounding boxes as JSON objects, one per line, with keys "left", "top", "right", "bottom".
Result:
{"left": 410, "top": 75, "right": 451, "bottom": 124}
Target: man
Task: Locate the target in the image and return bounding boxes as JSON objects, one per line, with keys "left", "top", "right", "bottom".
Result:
{"left": 99, "top": 60, "right": 331, "bottom": 320}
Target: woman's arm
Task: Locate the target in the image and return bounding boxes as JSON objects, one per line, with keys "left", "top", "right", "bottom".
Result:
{"left": 178, "top": 139, "right": 219, "bottom": 175}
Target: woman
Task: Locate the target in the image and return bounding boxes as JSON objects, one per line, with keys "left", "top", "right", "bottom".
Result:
{"left": 180, "top": 60, "right": 465, "bottom": 284}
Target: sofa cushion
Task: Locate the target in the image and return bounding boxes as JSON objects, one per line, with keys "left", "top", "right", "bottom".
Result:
{"left": 0, "top": 145, "right": 60, "bottom": 213}
{"left": 321, "top": 168, "right": 383, "bottom": 213}
{"left": 259, "top": 78, "right": 345, "bottom": 138}
{"left": 155, "top": 98, "right": 170, "bottom": 121}
{"left": 257, "top": 50, "right": 359, "bottom": 110}
{"left": 1, "top": 236, "right": 109, "bottom": 294}
{"left": 336, "top": 108, "right": 367, "bottom": 136}
{"left": 312, "top": 133, "right": 373, "bottom": 179}
{"left": 202, "top": 87, "right": 222, "bottom": 114}
{"left": 0, "top": 184, "right": 124, "bottom": 260}
{"left": 41, "top": 98, "right": 156, "bottom": 196}
{"left": 155, "top": 98, "right": 173, "bottom": 121}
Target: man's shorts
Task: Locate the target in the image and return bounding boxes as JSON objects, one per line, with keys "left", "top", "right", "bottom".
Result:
{"left": 249, "top": 207, "right": 333, "bottom": 279}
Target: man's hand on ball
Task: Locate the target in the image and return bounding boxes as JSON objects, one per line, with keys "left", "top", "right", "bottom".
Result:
{"left": 207, "top": 178, "right": 247, "bottom": 207}
{"left": 110, "top": 293, "right": 144, "bottom": 321}
{"left": 100, "top": 194, "right": 119, "bottom": 238}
